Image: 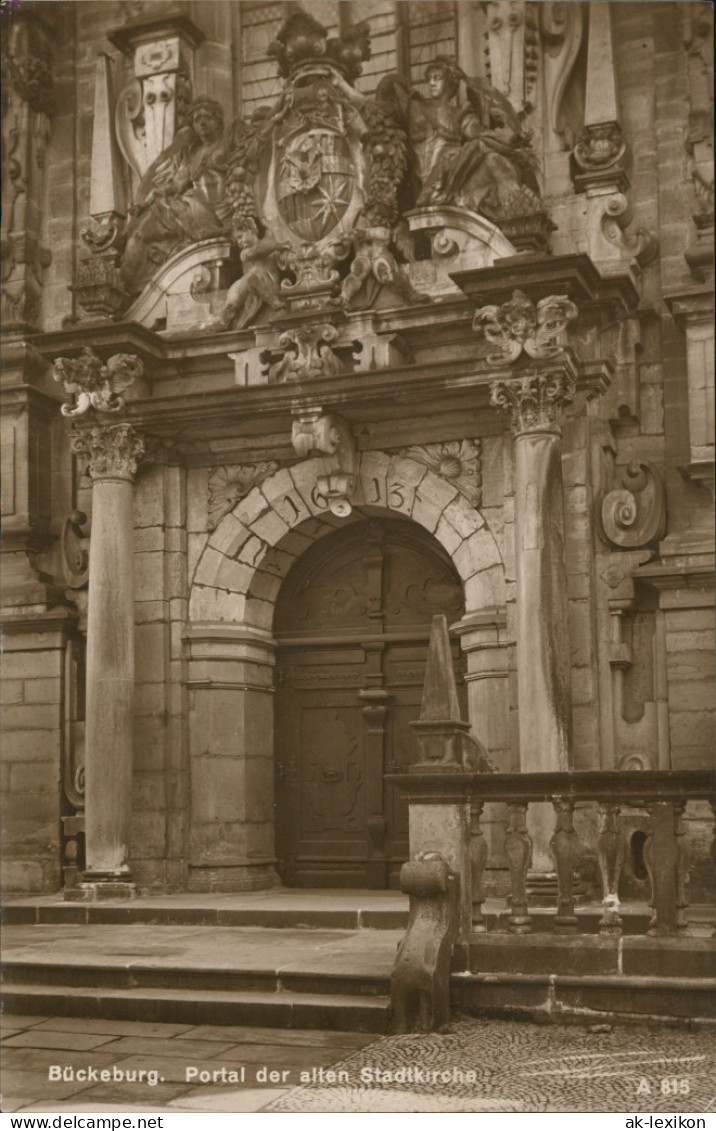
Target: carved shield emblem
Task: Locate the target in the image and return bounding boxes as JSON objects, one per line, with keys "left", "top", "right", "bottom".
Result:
{"left": 277, "top": 126, "right": 355, "bottom": 242}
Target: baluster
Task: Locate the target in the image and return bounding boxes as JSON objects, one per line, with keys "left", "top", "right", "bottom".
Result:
{"left": 644, "top": 801, "right": 688, "bottom": 936}
{"left": 470, "top": 800, "right": 488, "bottom": 932}
{"left": 505, "top": 802, "right": 532, "bottom": 934}
{"left": 549, "top": 797, "right": 579, "bottom": 933}
{"left": 598, "top": 803, "right": 623, "bottom": 936}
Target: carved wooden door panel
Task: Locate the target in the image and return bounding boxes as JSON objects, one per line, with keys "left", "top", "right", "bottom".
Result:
{"left": 274, "top": 518, "right": 465, "bottom": 888}
{"left": 275, "top": 647, "right": 369, "bottom": 887}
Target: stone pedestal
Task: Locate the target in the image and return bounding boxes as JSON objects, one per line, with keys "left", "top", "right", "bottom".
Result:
{"left": 65, "top": 423, "right": 145, "bottom": 899}
{"left": 491, "top": 372, "right": 575, "bottom": 870}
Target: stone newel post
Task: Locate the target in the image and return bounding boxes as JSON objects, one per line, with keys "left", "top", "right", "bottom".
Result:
{"left": 53, "top": 350, "right": 144, "bottom": 898}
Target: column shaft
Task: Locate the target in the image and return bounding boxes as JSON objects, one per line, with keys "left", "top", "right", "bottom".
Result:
{"left": 84, "top": 477, "right": 136, "bottom": 876}
{"left": 514, "top": 428, "right": 572, "bottom": 774}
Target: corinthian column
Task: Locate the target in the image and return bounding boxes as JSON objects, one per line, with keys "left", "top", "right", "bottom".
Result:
{"left": 69, "top": 423, "right": 145, "bottom": 895}
{"left": 53, "top": 350, "right": 144, "bottom": 898}
{"left": 491, "top": 370, "right": 575, "bottom": 870}
{"left": 473, "top": 288, "right": 579, "bottom": 873}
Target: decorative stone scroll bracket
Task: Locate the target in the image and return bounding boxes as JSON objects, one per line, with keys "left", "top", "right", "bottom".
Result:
{"left": 390, "top": 851, "right": 459, "bottom": 1033}
{"left": 600, "top": 194, "right": 658, "bottom": 269}
{"left": 291, "top": 409, "right": 357, "bottom": 518}
{"left": 597, "top": 459, "right": 667, "bottom": 551}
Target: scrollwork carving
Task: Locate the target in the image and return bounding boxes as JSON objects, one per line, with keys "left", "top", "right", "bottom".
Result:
{"left": 601, "top": 193, "right": 658, "bottom": 267}
{"left": 267, "top": 322, "right": 344, "bottom": 383}
{"left": 473, "top": 289, "right": 578, "bottom": 365}
{"left": 53, "top": 348, "right": 143, "bottom": 417}
{"left": 598, "top": 460, "right": 667, "bottom": 550}
{"left": 207, "top": 462, "right": 279, "bottom": 530}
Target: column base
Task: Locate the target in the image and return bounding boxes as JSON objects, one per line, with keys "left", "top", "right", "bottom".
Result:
{"left": 64, "top": 871, "right": 137, "bottom": 902}
{"left": 187, "top": 860, "right": 280, "bottom": 892}
{"left": 65, "top": 882, "right": 137, "bottom": 900}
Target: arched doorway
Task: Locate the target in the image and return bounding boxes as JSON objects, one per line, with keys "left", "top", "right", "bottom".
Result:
{"left": 274, "top": 516, "right": 466, "bottom": 888}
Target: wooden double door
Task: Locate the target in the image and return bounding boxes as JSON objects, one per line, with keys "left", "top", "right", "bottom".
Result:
{"left": 274, "top": 518, "right": 465, "bottom": 888}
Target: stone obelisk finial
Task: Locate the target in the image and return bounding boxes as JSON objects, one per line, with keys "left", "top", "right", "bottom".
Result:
{"left": 410, "top": 615, "right": 470, "bottom": 771}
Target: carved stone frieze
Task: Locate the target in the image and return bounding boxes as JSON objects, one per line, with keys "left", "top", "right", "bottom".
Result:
{"left": 598, "top": 460, "right": 667, "bottom": 551}
{"left": 397, "top": 440, "right": 482, "bottom": 507}
{"left": 70, "top": 423, "right": 146, "bottom": 482}
{"left": 267, "top": 323, "right": 345, "bottom": 384}
{"left": 473, "top": 290, "right": 578, "bottom": 365}
{"left": 53, "top": 348, "right": 143, "bottom": 417}
{"left": 490, "top": 372, "right": 576, "bottom": 434}
{"left": 207, "top": 463, "right": 279, "bottom": 531}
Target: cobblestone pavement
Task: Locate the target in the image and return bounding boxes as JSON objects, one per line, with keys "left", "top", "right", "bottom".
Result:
{"left": 2, "top": 1012, "right": 713, "bottom": 1114}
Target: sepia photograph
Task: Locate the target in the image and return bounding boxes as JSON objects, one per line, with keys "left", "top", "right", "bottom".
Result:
{"left": 0, "top": 0, "right": 714, "bottom": 1120}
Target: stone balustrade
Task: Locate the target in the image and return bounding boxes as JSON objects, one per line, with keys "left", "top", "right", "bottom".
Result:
{"left": 387, "top": 769, "right": 715, "bottom": 940}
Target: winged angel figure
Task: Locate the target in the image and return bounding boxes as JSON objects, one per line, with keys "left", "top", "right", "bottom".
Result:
{"left": 472, "top": 291, "right": 578, "bottom": 365}
{"left": 53, "top": 348, "right": 143, "bottom": 417}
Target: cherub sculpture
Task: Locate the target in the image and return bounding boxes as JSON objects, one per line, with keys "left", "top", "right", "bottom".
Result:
{"left": 213, "top": 226, "right": 288, "bottom": 331}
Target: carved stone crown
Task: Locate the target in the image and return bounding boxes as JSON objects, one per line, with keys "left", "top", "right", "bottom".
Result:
{"left": 268, "top": 7, "right": 370, "bottom": 84}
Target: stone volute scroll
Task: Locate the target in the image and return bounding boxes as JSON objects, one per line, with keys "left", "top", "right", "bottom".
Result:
{"left": 52, "top": 348, "right": 146, "bottom": 900}
{"left": 597, "top": 459, "right": 667, "bottom": 551}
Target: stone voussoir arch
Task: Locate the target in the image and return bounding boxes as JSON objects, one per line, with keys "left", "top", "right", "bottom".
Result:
{"left": 189, "top": 451, "right": 505, "bottom": 629}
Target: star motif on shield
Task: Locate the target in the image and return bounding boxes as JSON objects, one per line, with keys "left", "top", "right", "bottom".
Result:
{"left": 312, "top": 178, "right": 350, "bottom": 225}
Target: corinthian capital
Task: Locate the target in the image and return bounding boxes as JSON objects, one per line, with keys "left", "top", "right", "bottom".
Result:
{"left": 70, "top": 423, "right": 145, "bottom": 482}
{"left": 490, "top": 372, "right": 576, "bottom": 435}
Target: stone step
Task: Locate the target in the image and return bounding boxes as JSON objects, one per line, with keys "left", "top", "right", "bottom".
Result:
{"left": 452, "top": 972, "right": 716, "bottom": 1024}
{"left": 0, "top": 983, "right": 391, "bottom": 1033}
{"left": 2, "top": 959, "right": 391, "bottom": 998}
{"left": 2, "top": 892, "right": 409, "bottom": 931}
